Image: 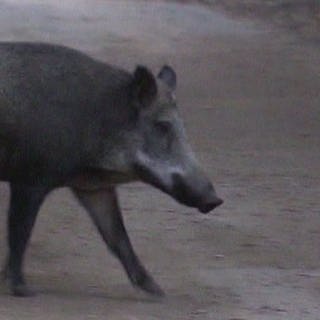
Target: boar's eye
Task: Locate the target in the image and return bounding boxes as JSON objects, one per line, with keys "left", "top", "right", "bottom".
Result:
{"left": 154, "top": 120, "right": 172, "bottom": 135}
{"left": 151, "top": 120, "right": 174, "bottom": 152}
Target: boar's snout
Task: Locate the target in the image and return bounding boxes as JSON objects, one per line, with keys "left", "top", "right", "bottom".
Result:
{"left": 171, "top": 172, "right": 223, "bottom": 214}
{"left": 198, "top": 195, "right": 223, "bottom": 214}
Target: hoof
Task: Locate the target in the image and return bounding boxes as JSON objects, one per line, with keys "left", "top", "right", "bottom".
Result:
{"left": 136, "top": 276, "right": 165, "bottom": 297}
{"left": 130, "top": 271, "right": 165, "bottom": 297}
{"left": 11, "top": 284, "right": 36, "bottom": 297}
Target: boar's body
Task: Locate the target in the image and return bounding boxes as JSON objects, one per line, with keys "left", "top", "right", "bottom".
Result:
{"left": 0, "top": 42, "right": 223, "bottom": 297}
{"left": 0, "top": 42, "right": 133, "bottom": 185}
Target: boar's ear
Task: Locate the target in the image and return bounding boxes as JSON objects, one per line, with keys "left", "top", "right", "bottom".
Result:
{"left": 132, "top": 65, "right": 157, "bottom": 108}
{"left": 158, "top": 65, "right": 176, "bottom": 90}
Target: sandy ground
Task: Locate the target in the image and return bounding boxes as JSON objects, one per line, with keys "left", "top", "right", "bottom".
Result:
{"left": 188, "top": 0, "right": 320, "bottom": 42}
{"left": 0, "top": 0, "right": 319, "bottom": 319}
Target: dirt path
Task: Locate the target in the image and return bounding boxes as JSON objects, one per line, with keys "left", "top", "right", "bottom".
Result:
{"left": 0, "top": 1, "right": 319, "bottom": 319}
{"left": 190, "top": 0, "right": 320, "bottom": 42}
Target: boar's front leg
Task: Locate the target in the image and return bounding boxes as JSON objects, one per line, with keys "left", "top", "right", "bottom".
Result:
{"left": 3, "top": 184, "right": 49, "bottom": 297}
{"left": 72, "top": 186, "right": 164, "bottom": 297}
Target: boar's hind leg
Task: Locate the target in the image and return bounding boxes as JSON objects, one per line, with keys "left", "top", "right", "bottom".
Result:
{"left": 3, "top": 184, "right": 49, "bottom": 297}
{"left": 72, "top": 187, "right": 164, "bottom": 297}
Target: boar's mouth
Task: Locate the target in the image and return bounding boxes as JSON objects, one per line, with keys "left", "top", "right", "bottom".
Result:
{"left": 133, "top": 162, "right": 223, "bottom": 213}
{"left": 171, "top": 172, "right": 223, "bottom": 213}
{"left": 133, "top": 162, "right": 170, "bottom": 195}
